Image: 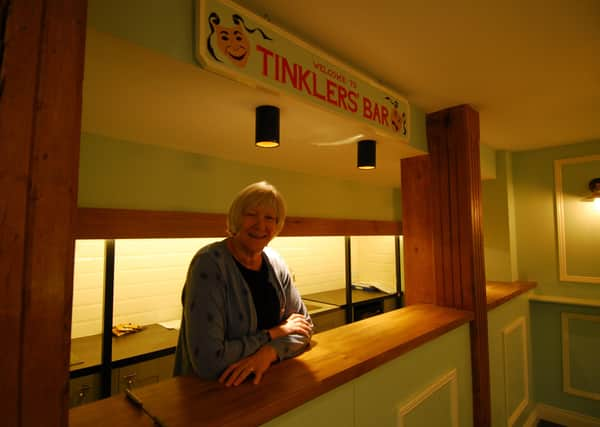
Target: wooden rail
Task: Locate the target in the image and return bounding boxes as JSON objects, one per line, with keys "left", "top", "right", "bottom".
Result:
{"left": 74, "top": 207, "right": 402, "bottom": 238}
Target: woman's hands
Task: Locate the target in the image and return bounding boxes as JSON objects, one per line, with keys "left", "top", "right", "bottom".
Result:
{"left": 219, "top": 344, "right": 277, "bottom": 387}
{"left": 268, "top": 313, "right": 312, "bottom": 341}
{"left": 218, "top": 313, "right": 312, "bottom": 387}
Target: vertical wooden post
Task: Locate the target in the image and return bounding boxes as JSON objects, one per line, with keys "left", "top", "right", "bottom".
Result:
{"left": 400, "top": 154, "right": 437, "bottom": 305}
{"left": 0, "top": 1, "right": 86, "bottom": 426}
{"left": 401, "top": 104, "right": 490, "bottom": 427}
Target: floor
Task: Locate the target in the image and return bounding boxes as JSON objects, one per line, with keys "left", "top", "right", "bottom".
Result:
{"left": 537, "top": 420, "right": 565, "bottom": 427}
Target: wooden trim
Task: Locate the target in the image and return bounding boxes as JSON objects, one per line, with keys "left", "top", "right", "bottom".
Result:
{"left": 0, "top": 1, "right": 87, "bottom": 426}
{"left": 400, "top": 155, "right": 436, "bottom": 305}
{"left": 402, "top": 105, "right": 491, "bottom": 426}
{"left": 0, "top": 2, "right": 45, "bottom": 425}
{"left": 74, "top": 207, "right": 402, "bottom": 238}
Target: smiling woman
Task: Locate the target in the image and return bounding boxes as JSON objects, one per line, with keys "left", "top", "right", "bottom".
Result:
{"left": 173, "top": 181, "right": 313, "bottom": 386}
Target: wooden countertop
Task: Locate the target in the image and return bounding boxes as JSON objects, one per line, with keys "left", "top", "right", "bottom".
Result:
{"left": 486, "top": 281, "right": 536, "bottom": 310}
{"left": 70, "top": 304, "right": 473, "bottom": 427}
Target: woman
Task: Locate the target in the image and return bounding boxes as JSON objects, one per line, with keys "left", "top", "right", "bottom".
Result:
{"left": 174, "top": 181, "right": 313, "bottom": 387}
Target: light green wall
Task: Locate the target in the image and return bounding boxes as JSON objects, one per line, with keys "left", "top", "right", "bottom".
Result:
{"left": 508, "top": 140, "right": 600, "bottom": 421}
{"left": 78, "top": 132, "right": 402, "bottom": 220}
{"left": 530, "top": 301, "right": 600, "bottom": 418}
{"left": 488, "top": 292, "right": 535, "bottom": 427}
{"left": 482, "top": 151, "right": 516, "bottom": 282}
{"left": 512, "top": 140, "right": 600, "bottom": 298}
{"left": 263, "top": 324, "right": 473, "bottom": 427}
{"left": 87, "top": 0, "right": 194, "bottom": 65}
{"left": 480, "top": 144, "right": 497, "bottom": 180}
{"left": 560, "top": 159, "right": 600, "bottom": 277}
{"left": 481, "top": 141, "right": 600, "bottom": 422}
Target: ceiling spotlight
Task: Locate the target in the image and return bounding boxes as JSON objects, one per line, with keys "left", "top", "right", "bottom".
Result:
{"left": 357, "top": 139, "right": 376, "bottom": 170}
{"left": 255, "top": 105, "right": 280, "bottom": 148}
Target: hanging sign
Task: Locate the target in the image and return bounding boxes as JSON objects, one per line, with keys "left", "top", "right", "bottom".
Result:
{"left": 195, "top": 0, "right": 410, "bottom": 141}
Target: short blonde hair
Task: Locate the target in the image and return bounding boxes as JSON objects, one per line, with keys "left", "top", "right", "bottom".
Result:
{"left": 227, "top": 181, "right": 287, "bottom": 236}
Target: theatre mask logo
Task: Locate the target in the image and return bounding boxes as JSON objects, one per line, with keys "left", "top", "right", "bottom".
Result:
{"left": 207, "top": 12, "right": 271, "bottom": 68}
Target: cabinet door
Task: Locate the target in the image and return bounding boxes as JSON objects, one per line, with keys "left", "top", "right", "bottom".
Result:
{"left": 69, "top": 374, "right": 102, "bottom": 408}
{"left": 312, "top": 309, "right": 346, "bottom": 333}
{"left": 383, "top": 297, "right": 398, "bottom": 312}
{"left": 112, "top": 354, "right": 175, "bottom": 394}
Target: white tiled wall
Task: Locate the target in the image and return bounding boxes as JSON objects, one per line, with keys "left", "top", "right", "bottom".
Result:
{"left": 350, "top": 236, "right": 397, "bottom": 294}
{"left": 113, "top": 238, "right": 219, "bottom": 329}
{"left": 71, "top": 236, "right": 398, "bottom": 339}
{"left": 269, "top": 236, "right": 346, "bottom": 295}
{"left": 71, "top": 240, "right": 105, "bottom": 339}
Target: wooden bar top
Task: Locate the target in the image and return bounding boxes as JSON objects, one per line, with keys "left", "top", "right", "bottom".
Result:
{"left": 70, "top": 304, "right": 472, "bottom": 427}
{"left": 485, "top": 281, "right": 536, "bottom": 310}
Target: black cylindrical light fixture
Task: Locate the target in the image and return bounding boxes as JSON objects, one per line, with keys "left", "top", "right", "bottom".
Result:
{"left": 255, "top": 105, "right": 280, "bottom": 148}
{"left": 357, "top": 139, "right": 376, "bottom": 169}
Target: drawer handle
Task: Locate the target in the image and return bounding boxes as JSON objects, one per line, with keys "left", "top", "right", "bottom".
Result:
{"left": 78, "top": 384, "right": 90, "bottom": 402}
{"left": 123, "top": 373, "right": 137, "bottom": 389}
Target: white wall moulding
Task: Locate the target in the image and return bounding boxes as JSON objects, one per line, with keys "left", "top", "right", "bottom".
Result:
{"left": 396, "top": 369, "right": 458, "bottom": 427}
{"left": 195, "top": 0, "right": 410, "bottom": 143}
{"left": 529, "top": 295, "right": 600, "bottom": 308}
{"left": 561, "top": 312, "right": 600, "bottom": 400}
{"left": 502, "top": 316, "right": 530, "bottom": 427}
{"left": 554, "top": 155, "right": 600, "bottom": 284}
{"left": 536, "top": 404, "right": 600, "bottom": 427}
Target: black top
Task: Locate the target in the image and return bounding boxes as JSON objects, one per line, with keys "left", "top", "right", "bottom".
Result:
{"left": 234, "top": 257, "right": 280, "bottom": 330}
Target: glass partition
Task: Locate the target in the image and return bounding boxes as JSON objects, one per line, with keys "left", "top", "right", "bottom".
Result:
{"left": 70, "top": 239, "right": 106, "bottom": 366}
{"left": 111, "top": 238, "right": 219, "bottom": 361}
{"left": 70, "top": 239, "right": 105, "bottom": 407}
{"left": 350, "top": 235, "right": 398, "bottom": 294}
{"left": 69, "top": 234, "right": 402, "bottom": 405}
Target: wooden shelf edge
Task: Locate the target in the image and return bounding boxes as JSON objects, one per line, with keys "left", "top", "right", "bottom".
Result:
{"left": 74, "top": 207, "right": 402, "bottom": 239}
{"left": 486, "top": 281, "right": 537, "bottom": 311}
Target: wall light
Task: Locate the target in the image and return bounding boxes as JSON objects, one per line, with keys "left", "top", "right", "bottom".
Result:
{"left": 255, "top": 105, "right": 280, "bottom": 148}
{"left": 583, "top": 177, "right": 600, "bottom": 209}
{"left": 357, "top": 139, "right": 376, "bottom": 170}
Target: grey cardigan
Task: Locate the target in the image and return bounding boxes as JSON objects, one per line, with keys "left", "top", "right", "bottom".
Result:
{"left": 173, "top": 239, "right": 313, "bottom": 379}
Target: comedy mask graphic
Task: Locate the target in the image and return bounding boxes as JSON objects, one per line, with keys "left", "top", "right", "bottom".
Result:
{"left": 385, "top": 96, "right": 408, "bottom": 136}
{"left": 207, "top": 12, "right": 271, "bottom": 68}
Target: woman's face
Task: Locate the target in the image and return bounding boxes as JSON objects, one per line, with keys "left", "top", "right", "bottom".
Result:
{"left": 233, "top": 203, "right": 277, "bottom": 254}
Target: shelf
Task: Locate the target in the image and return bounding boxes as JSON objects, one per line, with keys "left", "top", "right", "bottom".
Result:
{"left": 70, "top": 324, "right": 178, "bottom": 376}
{"left": 303, "top": 288, "right": 396, "bottom": 307}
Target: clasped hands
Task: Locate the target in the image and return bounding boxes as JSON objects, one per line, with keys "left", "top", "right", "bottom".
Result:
{"left": 219, "top": 313, "right": 312, "bottom": 387}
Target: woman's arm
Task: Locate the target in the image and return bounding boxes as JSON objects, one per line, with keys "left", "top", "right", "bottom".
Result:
{"left": 267, "top": 257, "right": 314, "bottom": 360}
{"left": 218, "top": 274, "right": 312, "bottom": 387}
{"left": 182, "top": 251, "right": 270, "bottom": 379}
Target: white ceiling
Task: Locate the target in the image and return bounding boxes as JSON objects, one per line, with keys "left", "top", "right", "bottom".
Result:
{"left": 82, "top": 0, "right": 600, "bottom": 187}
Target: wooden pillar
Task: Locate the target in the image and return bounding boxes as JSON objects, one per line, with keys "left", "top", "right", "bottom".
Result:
{"left": 0, "top": 1, "right": 86, "bottom": 426}
{"left": 401, "top": 105, "right": 490, "bottom": 426}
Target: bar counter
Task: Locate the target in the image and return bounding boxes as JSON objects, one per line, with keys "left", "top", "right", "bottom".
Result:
{"left": 70, "top": 304, "right": 472, "bottom": 427}
{"left": 69, "top": 281, "right": 535, "bottom": 427}
{"left": 485, "top": 281, "right": 536, "bottom": 310}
